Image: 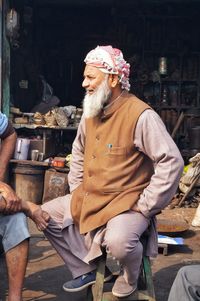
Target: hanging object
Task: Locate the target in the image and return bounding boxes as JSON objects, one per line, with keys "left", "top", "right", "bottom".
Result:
{"left": 6, "top": 8, "right": 20, "bottom": 38}
{"left": 159, "top": 57, "right": 167, "bottom": 75}
{"left": 6, "top": 8, "right": 20, "bottom": 48}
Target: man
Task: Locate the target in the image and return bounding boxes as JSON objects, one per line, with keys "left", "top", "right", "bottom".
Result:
{"left": 0, "top": 112, "right": 49, "bottom": 301}
{"left": 41, "top": 45, "right": 184, "bottom": 298}
{"left": 0, "top": 111, "right": 29, "bottom": 301}
{"left": 168, "top": 265, "right": 200, "bottom": 301}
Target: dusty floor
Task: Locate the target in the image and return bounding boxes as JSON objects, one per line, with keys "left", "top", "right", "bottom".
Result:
{"left": 0, "top": 208, "right": 200, "bottom": 301}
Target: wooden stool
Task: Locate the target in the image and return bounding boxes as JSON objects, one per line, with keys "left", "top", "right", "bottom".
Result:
{"left": 86, "top": 250, "right": 156, "bottom": 301}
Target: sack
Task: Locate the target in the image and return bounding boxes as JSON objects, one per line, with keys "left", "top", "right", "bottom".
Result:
{"left": 191, "top": 203, "right": 200, "bottom": 227}
{"left": 42, "top": 169, "right": 69, "bottom": 203}
{"left": 54, "top": 107, "right": 69, "bottom": 128}
{"left": 178, "top": 182, "right": 196, "bottom": 196}
{"left": 179, "top": 153, "right": 200, "bottom": 193}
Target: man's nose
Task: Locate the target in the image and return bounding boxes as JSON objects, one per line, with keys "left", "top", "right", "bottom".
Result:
{"left": 82, "top": 78, "right": 89, "bottom": 88}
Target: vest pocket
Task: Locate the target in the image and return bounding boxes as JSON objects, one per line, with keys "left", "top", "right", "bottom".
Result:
{"left": 101, "top": 146, "right": 127, "bottom": 193}
{"left": 105, "top": 146, "right": 127, "bottom": 155}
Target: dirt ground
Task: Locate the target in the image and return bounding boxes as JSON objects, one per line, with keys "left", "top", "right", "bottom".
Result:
{"left": 0, "top": 207, "right": 200, "bottom": 301}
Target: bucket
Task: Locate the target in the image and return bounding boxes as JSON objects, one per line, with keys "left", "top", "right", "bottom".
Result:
{"left": 11, "top": 164, "right": 45, "bottom": 204}
{"left": 14, "top": 138, "right": 30, "bottom": 160}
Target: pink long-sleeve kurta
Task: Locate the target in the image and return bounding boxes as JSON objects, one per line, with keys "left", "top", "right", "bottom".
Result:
{"left": 69, "top": 109, "right": 184, "bottom": 217}
{"left": 68, "top": 108, "right": 184, "bottom": 257}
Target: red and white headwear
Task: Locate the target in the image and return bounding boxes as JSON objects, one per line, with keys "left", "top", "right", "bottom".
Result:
{"left": 84, "top": 45, "right": 130, "bottom": 91}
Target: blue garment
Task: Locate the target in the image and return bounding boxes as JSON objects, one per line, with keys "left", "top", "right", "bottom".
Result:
{"left": 0, "top": 112, "right": 8, "bottom": 135}
{"left": 0, "top": 112, "right": 30, "bottom": 252}
{"left": 0, "top": 212, "right": 30, "bottom": 253}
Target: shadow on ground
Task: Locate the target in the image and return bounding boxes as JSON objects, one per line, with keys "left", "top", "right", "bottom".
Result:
{"left": 24, "top": 265, "right": 88, "bottom": 301}
{"left": 154, "top": 260, "right": 200, "bottom": 301}
{"left": 0, "top": 260, "right": 87, "bottom": 301}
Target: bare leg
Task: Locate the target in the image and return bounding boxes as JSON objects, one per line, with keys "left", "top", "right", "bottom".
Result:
{"left": 5, "top": 239, "right": 29, "bottom": 301}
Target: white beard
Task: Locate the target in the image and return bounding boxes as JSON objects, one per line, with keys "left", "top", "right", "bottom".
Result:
{"left": 83, "top": 77, "right": 112, "bottom": 118}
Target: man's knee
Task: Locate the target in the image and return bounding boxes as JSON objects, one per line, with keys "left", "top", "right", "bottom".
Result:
{"left": 8, "top": 212, "right": 28, "bottom": 229}
{"left": 104, "top": 231, "right": 141, "bottom": 259}
{"left": 2, "top": 212, "right": 30, "bottom": 253}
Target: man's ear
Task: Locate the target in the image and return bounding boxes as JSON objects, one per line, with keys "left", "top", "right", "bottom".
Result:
{"left": 108, "top": 74, "right": 119, "bottom": 88}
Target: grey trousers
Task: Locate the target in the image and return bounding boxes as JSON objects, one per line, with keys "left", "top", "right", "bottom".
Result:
{"left": 42, "top": 196, "right": 150, "bottom": 285}
{"left": 168, "top": 265, "right": 200, "bottom": 301}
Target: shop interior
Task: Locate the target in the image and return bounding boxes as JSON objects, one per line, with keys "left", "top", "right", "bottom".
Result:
{"left": 4, "top": 0, "right": 200, "bottom": 202}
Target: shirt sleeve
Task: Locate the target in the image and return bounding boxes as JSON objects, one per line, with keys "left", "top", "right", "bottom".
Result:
{"left": 68, "top": 115, "right": 86, "bottom": 193}
{"left": 134, "top": 109, "right": 184, "bottom": 218}
{"left": 0, "top": 112, "right": 8, "bottom": 136}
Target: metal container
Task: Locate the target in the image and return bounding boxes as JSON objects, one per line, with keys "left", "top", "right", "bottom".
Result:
{"left": 14, "top": 138, "right": 30, "bottom": 160}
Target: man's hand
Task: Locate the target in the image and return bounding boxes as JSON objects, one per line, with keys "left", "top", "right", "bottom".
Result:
{"left": 132, "top": 203, "right": 141, "bottom": 213}
{"left": 0, "top": 185, "right": 50, "bottom": 231}
{"left": 0, "top": 181, "right": 22, "bottom": 214}
{"left": 30, "top": 207, "right": 50, "bottom": 231}
{"left": 22, "top": 201, "right": 50, "bottom": 231}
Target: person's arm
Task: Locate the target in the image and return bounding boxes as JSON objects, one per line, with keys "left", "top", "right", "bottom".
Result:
{"left": 0, "top": 131, "right": 17, "bottom": 181}
{"left": 68, "top": 115, "right": 86, "bottom": 193}
{"left": 0, "top": 114, "right": 17, "bottom": 181}
{"left": 0, "top": 183, "right": 50, "bottom": 231}
{"left": 0, "top": 114, "right": 19, "bottom": 211}
{"left": 133, "top": 109, "right": 184, "bottom": 218}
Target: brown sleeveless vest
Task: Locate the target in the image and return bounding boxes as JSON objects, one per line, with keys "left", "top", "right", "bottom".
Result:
{"left": 71, "top": 92, "right": 154, "bottom": 234}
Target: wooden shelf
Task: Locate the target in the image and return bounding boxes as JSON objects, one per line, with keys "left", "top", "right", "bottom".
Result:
{"left": 12, "top": 123, "right": 78, "bottom": 131}
{"left": 10, "top": 160, "right": 69, "bottom": 172}
{"left": 10, "top": 159, "right": 49, "bottom": 167}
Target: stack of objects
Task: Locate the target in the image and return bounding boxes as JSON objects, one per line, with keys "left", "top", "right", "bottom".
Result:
{"left": 33, "top": 106, "right": 83, "bottom": 128}
{"left": 169, "top": 153, "right": 200, "bottom": 209}
{"left": 10, "top": 106, "right": 83, "bottom": 128}
{"left": 10, "top": 107, "right": 34, "bottom": 124}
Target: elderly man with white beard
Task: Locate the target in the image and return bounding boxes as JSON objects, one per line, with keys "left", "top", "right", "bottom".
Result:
{"left": 40, "top": 45, "right": 184, "bottom": 298}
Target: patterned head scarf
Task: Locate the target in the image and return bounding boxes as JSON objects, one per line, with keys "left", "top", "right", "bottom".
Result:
{"left": 84, "top": 45, "right": 130, "bottom": 91}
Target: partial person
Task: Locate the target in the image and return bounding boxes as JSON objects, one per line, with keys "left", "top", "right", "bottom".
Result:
{"left": 41, "top": 45, "right": 184, "bottom": 298}
{"left": 168, "top": 265, "right": 200, "bottom": 301}
{"left": 0, "top": 112, "right": 49, "bottom": 301}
